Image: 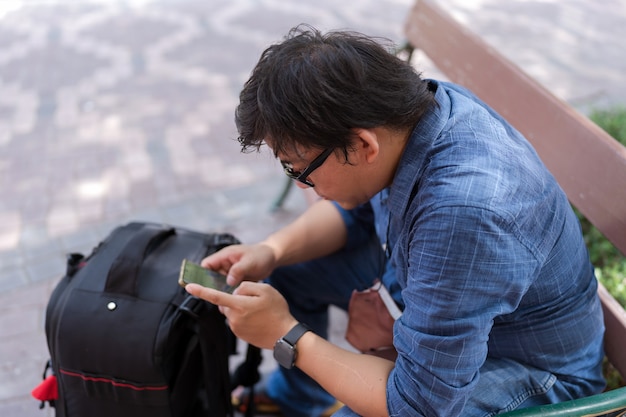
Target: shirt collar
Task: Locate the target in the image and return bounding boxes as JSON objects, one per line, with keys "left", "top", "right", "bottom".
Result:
{"left": 387, "top": 80, "right": 451, "bottom": 217}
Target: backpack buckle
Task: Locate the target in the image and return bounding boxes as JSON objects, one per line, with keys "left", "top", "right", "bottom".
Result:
{"left": 179, "top": 295, "right": 205, "bottom": 319}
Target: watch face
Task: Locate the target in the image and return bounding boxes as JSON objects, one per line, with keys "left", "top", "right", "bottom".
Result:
{"left": 274, "top": 339, "right": 297, "bottom": 369}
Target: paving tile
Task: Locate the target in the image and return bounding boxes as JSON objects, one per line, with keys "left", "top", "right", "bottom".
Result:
{"left": 23, "top": 255, "right": 65, "bottom": 284}
{"left": 0, "top": 332, "right": 49, "bottom": 400}
{"left": 0, "top": 278, "right": 55, "bottom": 310}
{"left": 0, "top": 282, "right": 52, "bottom": 414}
{"left": 56, "top": 225, "right": 104, "bottom": 254}
{"left": 0, "top": 264, "right": 30, "bottom": 292}
{"left": 0, "top": 399, "right": 52, "bottom": 417}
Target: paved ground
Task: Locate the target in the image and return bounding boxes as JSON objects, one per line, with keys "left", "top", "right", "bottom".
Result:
{"left": 0, "top": 0, "right": 624, "bottom": 416}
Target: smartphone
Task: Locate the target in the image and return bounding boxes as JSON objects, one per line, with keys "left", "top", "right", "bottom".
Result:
{"left": 178, "top": 259, "right": 236, "bottom": 293}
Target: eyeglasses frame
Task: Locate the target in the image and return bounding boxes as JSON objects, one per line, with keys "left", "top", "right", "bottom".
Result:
{"left": 281, "top": 147, "right": 334, "bottom": 187}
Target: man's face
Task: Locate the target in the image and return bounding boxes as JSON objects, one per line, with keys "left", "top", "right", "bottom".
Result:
{"left": 272, "top": 142, "right": 378, "bottom": 210}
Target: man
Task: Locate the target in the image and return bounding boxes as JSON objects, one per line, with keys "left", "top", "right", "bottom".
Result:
{"left": 186, "top": 25, "right": 605, "bottom": 416}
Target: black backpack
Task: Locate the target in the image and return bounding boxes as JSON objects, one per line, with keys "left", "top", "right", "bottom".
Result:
{"left": 40, "top": 221, "right": 248, "bottom": 417}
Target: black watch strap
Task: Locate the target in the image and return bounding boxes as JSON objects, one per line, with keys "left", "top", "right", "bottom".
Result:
{"left": 273, "top": 322, "right": 312, "bottom": 369}
{"left": 282, "top": 322, "right": 311, "bottom": 346}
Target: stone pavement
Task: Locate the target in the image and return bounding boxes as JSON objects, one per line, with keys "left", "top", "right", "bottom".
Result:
{"left": 0, "top": 0, "right": 624, "bottom": 416}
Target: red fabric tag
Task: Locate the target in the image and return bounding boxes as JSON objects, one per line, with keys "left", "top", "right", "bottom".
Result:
{"left": 31, "top": 375, "right": 58, "bottom": 401}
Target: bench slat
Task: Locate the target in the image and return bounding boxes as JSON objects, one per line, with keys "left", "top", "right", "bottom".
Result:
{"left": 599, "top": 284, "right": 626, "bottom": 380}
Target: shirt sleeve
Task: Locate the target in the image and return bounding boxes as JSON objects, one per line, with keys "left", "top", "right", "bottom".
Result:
{"left": 386, "top": 205, "right": 539, "bottom": 416}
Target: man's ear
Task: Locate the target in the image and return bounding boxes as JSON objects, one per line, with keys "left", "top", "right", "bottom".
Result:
{"left": 353, "top": 128, "right": 380, "bottom": 163}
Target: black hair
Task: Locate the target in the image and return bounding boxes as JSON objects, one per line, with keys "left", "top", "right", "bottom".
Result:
{"left": 235, "top": 24, "right": 436, "bottom": 159}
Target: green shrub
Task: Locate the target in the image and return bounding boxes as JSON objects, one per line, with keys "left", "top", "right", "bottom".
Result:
{"left": 590, "top": 106, "right": 626, "bottom": 145}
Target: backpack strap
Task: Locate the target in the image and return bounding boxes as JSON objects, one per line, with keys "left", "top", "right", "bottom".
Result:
{"left": 182, "top": 295, "right": 263, "bottom": 417}
{"left": 105, "top": 225, "right": 175, "bottom": 296}
{"left": 231, "top": 343, "right": 263, "bottom": 417}
{"left": 193, "top": 299, "right": 235, "bottom": 417}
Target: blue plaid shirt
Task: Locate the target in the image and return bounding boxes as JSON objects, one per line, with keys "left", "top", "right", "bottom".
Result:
{"left": 339, "top": 81, "right": 605, "bottom": 416}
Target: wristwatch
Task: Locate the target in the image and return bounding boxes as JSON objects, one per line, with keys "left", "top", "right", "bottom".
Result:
{"left": 273, "top": 322, "right": 311, "bottom": 369}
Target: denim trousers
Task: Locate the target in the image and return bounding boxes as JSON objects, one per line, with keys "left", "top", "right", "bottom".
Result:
{"left": 264, "top": 235, "right": 580, "bottom": 417}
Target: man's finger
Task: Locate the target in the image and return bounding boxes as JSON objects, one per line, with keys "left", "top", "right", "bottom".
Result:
{"left": 185, "top": 283, "right": 235, "bottom": 307}
{"left": 224, "top": 262, "right": 245, "bottom": 286}
{"left": 232, "top": 281, "right": 269, "bottom": 296}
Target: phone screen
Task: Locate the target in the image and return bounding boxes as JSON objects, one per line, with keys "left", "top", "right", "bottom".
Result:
{"left": 178, "top": 259, "right": 236, "bottom": 293}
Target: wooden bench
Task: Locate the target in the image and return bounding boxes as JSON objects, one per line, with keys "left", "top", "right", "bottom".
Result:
{"left": 404, "top": 0, "right": 626, "bottom": 413}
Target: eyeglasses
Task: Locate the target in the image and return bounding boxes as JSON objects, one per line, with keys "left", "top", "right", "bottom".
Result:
{"left": 281, "top": 148, "right": 334, "bottom": 187}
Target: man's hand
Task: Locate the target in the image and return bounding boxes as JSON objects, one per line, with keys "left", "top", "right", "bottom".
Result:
{"left": 200, "top": 243, "right": 278, "bottom": 287}
{"left": 185, "top": 281, "right": 297, "bottom": 349}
